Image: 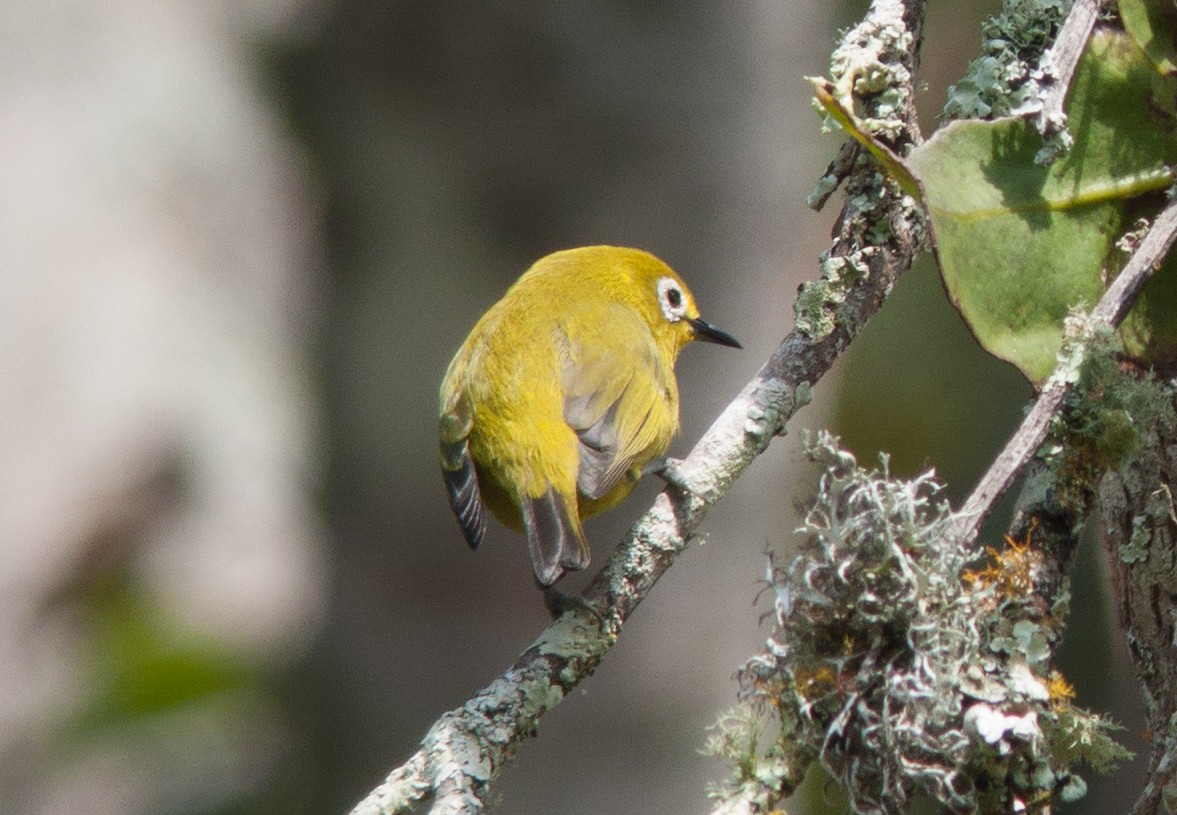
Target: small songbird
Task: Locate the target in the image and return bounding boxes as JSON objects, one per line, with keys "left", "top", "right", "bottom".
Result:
{"left": 439, "top": 246, "right": 741, "bottom": 587}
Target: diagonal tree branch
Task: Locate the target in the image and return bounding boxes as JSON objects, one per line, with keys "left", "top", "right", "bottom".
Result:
{"left": 947, "top": 198, "right": 1177, "bottom": 548}
{"left": 1033, "top": 0, "right": 1100, "bottom": 147}
{"left": 346, "top": 2, "right": 928, "bottom": 812}
{"left": 349, "top": 194, "right": 923, "bottom": 815}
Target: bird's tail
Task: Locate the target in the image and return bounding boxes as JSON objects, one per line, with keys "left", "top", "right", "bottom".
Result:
{"left": 521, "top": 488, "right": 589, "bottom": 587}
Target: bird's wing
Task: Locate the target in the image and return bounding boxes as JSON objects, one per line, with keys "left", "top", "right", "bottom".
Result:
{"left": 561, "top": 307, "right": 676, "bottom": 501}
{"left": 439, "top": 387, "right": 486, "bottom": 549}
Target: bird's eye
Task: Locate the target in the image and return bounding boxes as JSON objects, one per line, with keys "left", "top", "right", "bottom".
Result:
{"left": 656, "top": 277, "right": 688, "bottom": 322}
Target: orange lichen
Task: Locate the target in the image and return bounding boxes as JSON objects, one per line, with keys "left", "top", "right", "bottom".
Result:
{"left": 792, "top": 665, "right": 838, "bottom": 701}
{"left": 962, "top": 520, "right": 1040, "bottom": 599}
{"left": 1047, "top": 672, "right": 1077, "bottom": 707}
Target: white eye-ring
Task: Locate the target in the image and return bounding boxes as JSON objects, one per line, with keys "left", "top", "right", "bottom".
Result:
{"left": 656, "top": 277, "right": 688, "bottom": 322}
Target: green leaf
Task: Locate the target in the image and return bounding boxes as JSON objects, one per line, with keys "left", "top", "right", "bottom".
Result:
{"left": 1121, "top": 249, "right": 1177, "bottom": 369}
{"left": 908, "top": 28, "right": 1177, "bottom": 383}
{"left": 1120, "top": 0, "right": 1177, "bottom": 76}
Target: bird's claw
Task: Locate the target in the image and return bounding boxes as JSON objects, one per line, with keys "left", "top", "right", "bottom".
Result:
{"left": 542, "top": 587, "right": 604, "bottom": 627}
{"left": 646, "top": 456, "right": 694, "bottom": 494}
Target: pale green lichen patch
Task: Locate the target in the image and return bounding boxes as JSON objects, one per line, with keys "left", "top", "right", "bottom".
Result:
{"left": 794, "top": 253, "right": 873, "bottom": 340}
{"left": 793, "top": 381, "right": 814, "bottom": 409}
{"left": 806, "top": 172, "right": 840, "bottom": 209}
{"left": 943, "top": 0, "right": 1072, "bottom": 121}
{"left": 1123, "top": 485, "right": 1175, "bottom": 566}
{"left": 825, "top": 0, "right": 914, "bottom": 140}
{"left": 1120, "top": 535, "right": 1149, "bottom": 564}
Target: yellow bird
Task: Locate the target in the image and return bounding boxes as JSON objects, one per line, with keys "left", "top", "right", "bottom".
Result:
{"left": 439, "top": 246, "right": 741, "bottom": 587}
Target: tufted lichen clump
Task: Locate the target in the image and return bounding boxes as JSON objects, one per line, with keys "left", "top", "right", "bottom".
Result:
{"left": 714, "top": 432, "right": 1129, "bottom": 815}
{"left": 1052, "top": 324, "right": 1177, "bottom": 507}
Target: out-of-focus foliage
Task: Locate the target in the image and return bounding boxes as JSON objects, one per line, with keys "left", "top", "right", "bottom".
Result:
{"left": 0, "top": 4, "right": 324, "bottom": 815}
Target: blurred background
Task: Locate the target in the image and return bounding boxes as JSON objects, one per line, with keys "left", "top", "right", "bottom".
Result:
{"left": 0, "top": 1, "right": 1147, "bottom": 813}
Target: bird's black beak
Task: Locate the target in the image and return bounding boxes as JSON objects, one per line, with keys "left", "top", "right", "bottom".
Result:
{"left": 689, "top": 317, "right": 742, "bottom": 349}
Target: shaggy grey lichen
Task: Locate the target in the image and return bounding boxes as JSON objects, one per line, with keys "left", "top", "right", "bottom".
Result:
{"left": 711, "top": 432, "right": 1129, "bottom": 815}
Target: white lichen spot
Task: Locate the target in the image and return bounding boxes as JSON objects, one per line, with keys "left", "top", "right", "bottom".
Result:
{"left": 1008, "top": 656, "right": 1051, "bottom": 701}
{"left": 964, "top": 703, "right": 1040, "bottom": 752}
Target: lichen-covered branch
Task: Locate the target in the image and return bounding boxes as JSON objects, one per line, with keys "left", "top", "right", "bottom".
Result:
{"left": 348, "top": 186, "right": 922, "bottom": 815}
{"left": 941, "top": 0, "right": 1098, "bottom": 162}
{"left": 347, "top": 0, "right": 927, "bottom": 811}
{"left": 943, "top": 0, "right": 1075, "bottom": 123}
{"left": 1092, "top": 379, "right": 1177, "bottom": 815}
{"left": 1098, "top": 381, "right": 1177, "bottom": 815}
{"left": 1002, "top": 311, "right": 1177, "bottom": 815}
{"left": 350, "top": 613, "right": 609, "bottom": 815}
{"left": 1032, "top": 0, "right": 1099, "bottom": 158}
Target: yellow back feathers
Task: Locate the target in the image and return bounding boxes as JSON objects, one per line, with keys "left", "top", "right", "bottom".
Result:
{"left": 439, "top": 245, "right": 740, "bottom": 587}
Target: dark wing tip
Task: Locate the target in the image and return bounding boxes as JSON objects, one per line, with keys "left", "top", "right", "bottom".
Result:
{"left": 441, "top": 440, "right": 486, "bottom": 550}
{"left": 521, "top": 488, "right": 589, "bottom": 587}
{"left": 573, "top": 399, "right": 625, "bottom": 500}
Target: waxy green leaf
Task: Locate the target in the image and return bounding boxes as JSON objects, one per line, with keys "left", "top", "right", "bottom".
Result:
{"left": 907, "top": 28, "right": 1177, "bottom": 383}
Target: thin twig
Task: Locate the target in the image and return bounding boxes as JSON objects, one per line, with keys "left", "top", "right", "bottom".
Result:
{"left": 1033, "top": 0, "right": 1099, "bottom": 142}
{"left": 808, "top": 142, "right": 860, "bottom": 212}
{"left": 947, "top": 197, "right": 1177, "bottom": 546}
